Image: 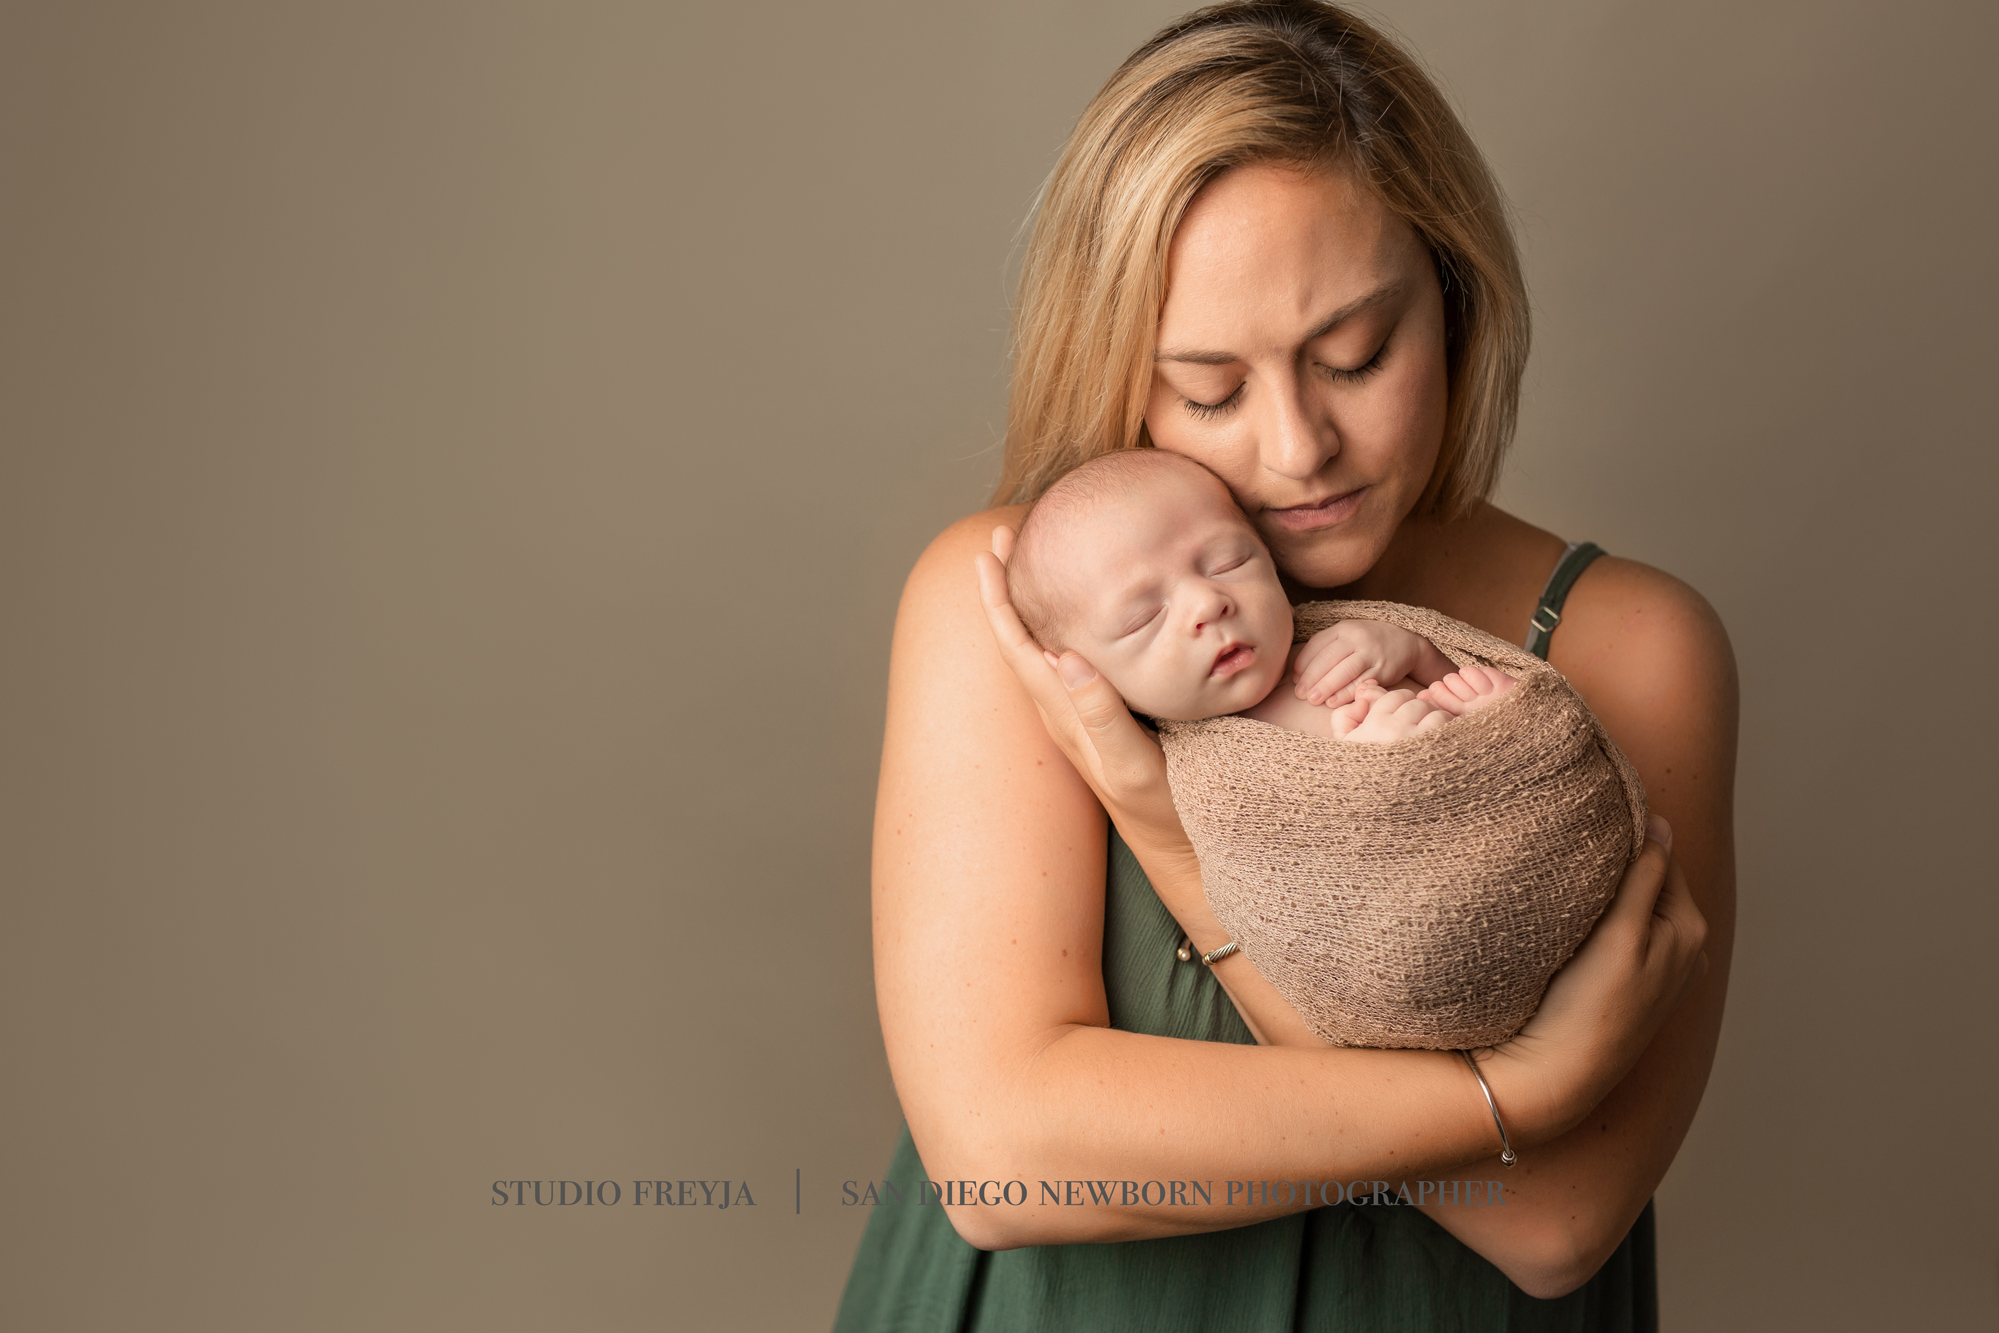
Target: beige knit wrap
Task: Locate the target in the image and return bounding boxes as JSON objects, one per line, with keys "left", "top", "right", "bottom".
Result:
{"left": 1156, "top": 600, "right": 1648, "bottom": 1050}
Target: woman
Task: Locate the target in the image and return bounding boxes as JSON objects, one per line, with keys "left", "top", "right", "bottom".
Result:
{"left": 838, "top": 3, "right": 1732, "bottom": 1327}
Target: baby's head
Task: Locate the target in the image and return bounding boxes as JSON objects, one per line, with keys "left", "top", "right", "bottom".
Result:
{"left": 1007, "top": 450, "right": 1294, "bottom": 721}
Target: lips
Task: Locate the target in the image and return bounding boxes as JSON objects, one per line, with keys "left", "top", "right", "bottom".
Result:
{"left": 1211, "top": 643, "right": 1256, "bottom": 678}
{"left": 1266, "top": 486, "right": 1366, "bottom": 532}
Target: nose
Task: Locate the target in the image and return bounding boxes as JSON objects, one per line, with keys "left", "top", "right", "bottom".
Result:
{"left": 1257, "top": 369, "right": 1339, "bottom": 481}
{"left": 1189, "top": 583, "right": 1235, "bottom": 636}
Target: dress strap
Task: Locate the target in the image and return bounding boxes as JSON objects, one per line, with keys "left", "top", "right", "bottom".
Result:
{"left": 1524, "top": 541, "right": 1605, "bottom": 660}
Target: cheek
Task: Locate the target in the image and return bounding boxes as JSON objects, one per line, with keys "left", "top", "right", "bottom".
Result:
{"left": 1333, "top": 351, "right": 1448, "bottom": 472}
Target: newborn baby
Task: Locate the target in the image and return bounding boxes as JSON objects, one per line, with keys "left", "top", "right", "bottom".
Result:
{"left": 1006, "top": 447, "right": 1515, "bottom": 743}
{"left": 1006, "top": 448, "right": 1648, "bottom": 1050}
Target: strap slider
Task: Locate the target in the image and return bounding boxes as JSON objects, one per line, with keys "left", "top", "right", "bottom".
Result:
{"left": 1528, "top": 605, "right": 1562, "bottom": 635}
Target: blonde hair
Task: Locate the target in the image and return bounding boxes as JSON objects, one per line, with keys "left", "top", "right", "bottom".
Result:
{"left": 992, "top": 0, "right": 1528, "bottom": 519}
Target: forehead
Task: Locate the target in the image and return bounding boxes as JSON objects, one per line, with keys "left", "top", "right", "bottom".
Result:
{"left": 1054, "top": 464, "right": 1248, "bottom": 571}
{"left": 1159, "top": 163, "right": 1421, "bottom": 348}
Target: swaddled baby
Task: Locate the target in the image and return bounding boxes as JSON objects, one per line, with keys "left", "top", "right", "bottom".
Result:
{"left": 1006, "top": 448, "right": 1648, "bottom": 1050}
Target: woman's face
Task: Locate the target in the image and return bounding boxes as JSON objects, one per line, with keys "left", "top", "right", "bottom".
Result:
{"left": 1144, "top": 162, "right": 1450, "bottom": 591}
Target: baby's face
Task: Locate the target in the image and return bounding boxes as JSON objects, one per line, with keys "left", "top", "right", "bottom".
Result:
{"left": 1046, "top": 468, "right": 1294, "bottom": 721}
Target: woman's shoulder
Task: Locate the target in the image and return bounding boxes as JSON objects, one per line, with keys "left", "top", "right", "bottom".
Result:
{"left": 897, "top": 504, "right": 1031, "bottom": 628}
{"left": 1554, "top": 550, "right": 1736, "bottom": 713}
{"left": 1461, "top": 505, "right": 1733, "bottom": 697}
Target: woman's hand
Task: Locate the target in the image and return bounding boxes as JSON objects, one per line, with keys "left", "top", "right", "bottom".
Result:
{"left": 973, "top": 528, "right": 1198, "bottom": 885}
{"left": 975, "top": 525, "right": 1319, "bottom": 1047}
{"left": 1480, "top": 816, "right": 1710, "bottom": 1144}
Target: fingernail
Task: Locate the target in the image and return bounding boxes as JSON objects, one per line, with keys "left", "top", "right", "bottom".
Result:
{"left": 1647, "top": 814, "right": 1673, "bottom": 853}
{"left": 1058, "top": 654, "right": 1098, "bottom": 689}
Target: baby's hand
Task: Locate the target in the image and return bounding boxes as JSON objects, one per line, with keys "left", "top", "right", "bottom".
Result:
{"left": 1418, "top": 664, "right": 1519, "bottom": 717}
{"left": 1328, "top": 681, "right": 1451, "bottom": 744}
{"left": 1293, "top": 620, "right": 1444, "bottom": 706}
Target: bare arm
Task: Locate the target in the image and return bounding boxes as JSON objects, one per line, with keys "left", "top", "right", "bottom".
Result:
{"left": 1408, "top": 558, "right": 1737, "bottom": 1296}
{"left": 1138, "top": 556, "right": 1736, "bottom": 1296}
{"left": 874, "top": 515, "right": 1706, "bottom": 1257}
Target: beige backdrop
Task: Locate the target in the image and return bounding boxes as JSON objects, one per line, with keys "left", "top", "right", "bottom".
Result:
{"left": 4, "top": 2, "right": 1994, "bottom": 1329}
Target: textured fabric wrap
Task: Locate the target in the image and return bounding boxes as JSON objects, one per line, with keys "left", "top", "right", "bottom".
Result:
{"left": 1156, "top": 600, "right": 1648, "bottom": 1049}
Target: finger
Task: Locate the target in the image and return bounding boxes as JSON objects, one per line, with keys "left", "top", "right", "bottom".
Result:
{"left": 1648, "top": 854, "right": 1708, "bottom": 947}
{"left": 1369, "top": 687, "right": 1419, "bottom": 716}
{"left": 1295, "top": 645, "right": 1354, "bottom": 697}
{"left": 1310, "top": 655, "right": 1372, "bottom": 704}
{"left": 974, "top": 550, "right": 1046, "bottom": 659}
{"left": 1054, "top": 651, "right": 1167, "bottom": 796}
{"left": 1644, "top": 858, "right": 1711, "bottom": 1010}
{"left": 1292, "top": 636, "right": 1329, "bottom": 676}
{"left": 976, "top": 550, "right": 1079, "bottom": 726}
{"left": 1598, "top": 838, "right": 1672, "bottom": 934}
{"left": 990, "top": 524, "right": 1016, "bottom": 564}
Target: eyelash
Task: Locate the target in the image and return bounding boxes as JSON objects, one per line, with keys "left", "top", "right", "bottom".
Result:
{"left": 1183, "top": 383, "right": 1245, "bottom": 420}
{"left": 1119, "top": 606, "right": 1162, "bottom": 638}
{"left": 1179, "top": 343, "right": 1391, "bottom": 419}
{"left": 1325, "top": 342, "right": 1390, "bottom": 385}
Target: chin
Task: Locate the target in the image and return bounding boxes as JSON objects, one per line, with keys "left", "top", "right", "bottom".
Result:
{"left": 1271, "top": 529, "right": 1393, "bottom": 592}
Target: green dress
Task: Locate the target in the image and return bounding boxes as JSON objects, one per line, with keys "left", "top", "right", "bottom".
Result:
{"left": 834, "top": 544, "right": 1656, "bottom": 1331}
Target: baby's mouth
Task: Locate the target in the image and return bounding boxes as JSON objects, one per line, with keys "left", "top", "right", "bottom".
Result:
{"left": 1211, "top": 643, "right": 1256, "bottom": 678}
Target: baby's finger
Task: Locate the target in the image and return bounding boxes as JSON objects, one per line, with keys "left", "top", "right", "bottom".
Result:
{"left": 1293, "top": 641, "right": 1346, "bottom": 689}
{"left": 1328, "top": 696, "right": 1369, "bottom": 740}
{"left": 1306, "top": 653, "right": 1371, "bottom": 705}
{"left": 1433, "top": 672, "right": 1476, "bottom": 705}
{"left": 1391, "top": 694, "right": 1439, "bottom": 723}
{"left": 1458, "top": 664, "right": 1504, "bottom": 695}
{"left": 1347, "top": 679, "right": 1387, "bottom": 707}
{"left": 1326, "top": 660, "right": 1392, "bottom": 706}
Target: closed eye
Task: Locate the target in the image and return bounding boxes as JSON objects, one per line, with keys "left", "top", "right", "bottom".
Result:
{"left": 1321, "top": 342, "right": 1389, "bottom": 385}
{"left": 1117, "top": 605, "right": 1163, "bottom": 637}
{"left": 1183, "top": 382, "right": 1245, "bottom": 420}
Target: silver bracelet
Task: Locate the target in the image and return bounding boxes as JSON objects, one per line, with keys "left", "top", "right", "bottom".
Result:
{"left": 1175, "top": 935, "right": 1240, "bottom": 966}
{"left": 1458, "top": 1050, "right": 1518, "bottom": 1167}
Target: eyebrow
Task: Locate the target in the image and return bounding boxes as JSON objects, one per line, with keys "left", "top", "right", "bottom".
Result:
{"left": 1153, "top": 280, "right": 1406, "bottom": 365}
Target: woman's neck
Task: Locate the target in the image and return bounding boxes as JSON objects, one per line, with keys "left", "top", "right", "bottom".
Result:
{"left": 1280, "top": 502, "right": 1566, "bottom": 644}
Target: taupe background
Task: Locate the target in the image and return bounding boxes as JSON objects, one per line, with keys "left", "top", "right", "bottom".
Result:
{"left": 4, "top": 2, "right": 1994, "bottom": 1329}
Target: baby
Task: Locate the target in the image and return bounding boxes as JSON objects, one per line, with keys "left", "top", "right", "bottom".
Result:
{"left": 1004, "top": 448, "right": 1517, "bottom": 745}
{"left": 1005, "top": 447, "right": 1647, "bottom": 1051}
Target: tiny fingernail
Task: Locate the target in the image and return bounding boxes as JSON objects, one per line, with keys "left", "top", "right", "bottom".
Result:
{"left": 1058, "top": 654, "right": 1098, "bottom": 689}
{"left": 1647, "top": 814, "right": 1673, "bottom": 853}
